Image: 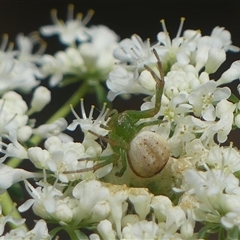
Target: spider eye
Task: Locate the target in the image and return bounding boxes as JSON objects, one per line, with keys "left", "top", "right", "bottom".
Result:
{"left": 127, "top": 130, "right": 170, "bottom": 178}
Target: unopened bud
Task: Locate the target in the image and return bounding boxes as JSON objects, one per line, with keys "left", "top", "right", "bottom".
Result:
{"left": 30, "top": 86, "right": 51, "bottom": 113}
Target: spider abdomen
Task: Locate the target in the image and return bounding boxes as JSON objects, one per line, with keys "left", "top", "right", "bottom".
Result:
{"left": 127, "top": 130, "right": 170, "bottom": 178}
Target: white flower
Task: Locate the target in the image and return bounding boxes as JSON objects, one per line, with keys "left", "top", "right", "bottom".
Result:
{"left": 188, "top": 80, "right": 231, "bottom": 121}
{"left": 40, "top": 4, "right": 94, "bottom": 45}
{"left": 192, "top": 111, "right": 233, "bottom": 145}
{"left": 0, "top": 202, "right": 25, "bottom": 236}
{"left": 97, "top": 220, "right": 116, "bottom": 240}
{"left": 43, "top": 136, "right": 94, "bottom": 182}
{"left": 88, "top": 25, "right": 119, "bottom": 53}
{"left": 15, "top": 32, "right": 46, "bottom": 65}
{"left": 107, "top": 66, "right": 151, "bottom": 101}
{"left": 38, "top": 54, "right": 66, "bottom": 86}
{"left": 19, "top": 180, "right": 63, "bottom": 220}
{"left": 155, "top": 18, "right": 199, "bottom": 67}
{"left": 151, "top": 195, "right": 173, "bottom": 222}
{"left": 0, "top": 219, "right": 50, "bottom": 240}
{"left": 67, "top": 99, "right": 109, "bottom": 139}
{"left": 163, "top": 63, "right": 209, "bottom": 99}
{"left": 128, "top": 188, "right": 153, "bottom": 220}
{"left": 221, "top": 212, "right": 240, "bottom": 231}
{"left": 194, "top": 26, "right": 239, "bottom": 71}
{"left": 40, "top": 25, "right": 118, "bottom": 87}
{"left": 33, "top": 118, "right": 69, "bottom": 141}
{"left": 0, "top": 164, "right": 41, "bottom": 194}
{"left": 180, "top": 167, "right": 240, "bottom": 225}
{"left": 0, "top": 91, "right": 29, "bottom": 135}
{"left": 0, "top": 33, "right": 45, "bottom": 94}
{"left": 210, "top": 26, "right": 239, "bottom": 52}
{"left": 167, "top": 116, "right": 197, "bottom": 157}
{"left": 28, "top": 136, "right": 110, "bottom": 182}
{"left": 122, "top": 220, "right": 159, "bottom": 239}
{"left": 113, "top": 34, "right": 153, "bottom": 75}
{"left": 0, "top": 128, "right": 28, "bottom": 163}
{"left": 207, "top": 144, "right": 240, "bottom": 174}
{"left": 72, "top": 180, "right": 110, "bottom": 222}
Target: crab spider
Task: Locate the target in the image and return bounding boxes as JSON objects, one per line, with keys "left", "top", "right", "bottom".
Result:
{"left": 65, "top": 49, "right": 170, "bottom": 178}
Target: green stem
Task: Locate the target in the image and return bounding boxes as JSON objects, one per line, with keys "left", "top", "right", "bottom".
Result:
{"left": 31, "top": 82, "right": 90, "bottom": 146}
{"left": 0, "top": 191, "right": 28, "bottom": 230}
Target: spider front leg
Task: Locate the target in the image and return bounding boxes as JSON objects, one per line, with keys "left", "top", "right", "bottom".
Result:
{"left": 63, "top": 153, "right": 120, "bottom": 174}
{"left": 126, "top": 48, "right": 164, "bottom": 122}
{"left": 88, "top": 130, "right": 128, "bottom": 177}
{"left": 63, "top": 130, "right": 128, "bottom": 176}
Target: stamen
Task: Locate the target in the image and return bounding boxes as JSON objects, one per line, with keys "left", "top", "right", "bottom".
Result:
{"left": 159, "top": 20, "right": 171, "bottom": 47}
{"left": 36, "top": 40, "right": 47, "bottom": 55}
{"left": 130, "top": 47, "right": 140, "bottom": 58}
{"left": 176, "top": 17, "right": 185, "bottom": 38}
{"left": 80, "top": 98, "right": 87, "bottom": 119}
{"left": 160, "top": 19, "right": 167, "bottom": 33}
{"left": 89, "top": 105, "right": 95, "bottom": 120}
{"left": 133, "top": 34, "right": 145, "bottom": 50}
{"left": 67, "top": 4, "right": 74, "bottom": 21}
{"left": 96, "top": 102, "right": 107, "bottom": 120}
{"left": 24, "top": 180, "right": 40, "bottom": 199}
{"left": 0, "top": 34, "right": 8, "bottom": 51}
{"left": 184, "top": 29, "right": 201, "bottom": 45}
{"left": 70, "top": 104, "right": 81, "bottom": 121}
{"left": 81, "top": 9, "right": 95, "bottom": 26}
{"left": 146, "top": 38, "right": 151, "bottom": 56}
{"left": 50, "top": 9, "right": 60, "bottom": 25}
{"left": 76, "top": 13, "right": 83, "bottom": 21}
{"left": 29, "top": 32, "right": 47, "bottom": 55}
{"left": 7, "top": 42, "right": 14, "bottom": 52}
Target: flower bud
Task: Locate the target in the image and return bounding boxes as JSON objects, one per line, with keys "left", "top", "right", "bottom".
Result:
{"left": 97, "top": 220, "right": 116, "bottom": 240}
{"left": 205, "top": 48, "right": 226, "bottom": 73}
{"left": 217, "top": 60, "right": 240, "bottom": 85}
{"left": 30, "top": 86, "right": 51, "bottom": 113}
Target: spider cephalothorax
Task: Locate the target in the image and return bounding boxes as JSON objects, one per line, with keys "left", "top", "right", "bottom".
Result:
{"left": 65, "top": 49, "right": 170, "bottom": 178}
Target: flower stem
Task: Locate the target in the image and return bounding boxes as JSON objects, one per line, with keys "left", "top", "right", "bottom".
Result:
{"left": 0, "top": 191, "right": 28, "bottom": 230}
{"left": 31, "top": 82, "right": 90, "bottom": 145}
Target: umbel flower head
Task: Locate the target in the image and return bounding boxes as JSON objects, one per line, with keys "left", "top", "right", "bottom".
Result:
{"left": 2, "top": 4, "right": 240, "bottom": 240}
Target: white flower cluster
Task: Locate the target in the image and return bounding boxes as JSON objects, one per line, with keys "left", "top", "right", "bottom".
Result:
{"left": 17, "top": 179, "right": 196, "bottom": 240}
{"left": 108, "top": 19, "right": 240, "bottom": 156}
{"left": 1, "top": 4, "right": 240, "bottom": 240}
{"left": 39, "top": 4, "right": 119, "bottom": 87}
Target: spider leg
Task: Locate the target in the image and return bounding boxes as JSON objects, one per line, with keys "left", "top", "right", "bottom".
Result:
{"left": 88, "top": 130, "right": 124, "bottom": 148}
{"left": 136, "top": 120, "right": 162, "bottom": 132}
{"left": 124, "top": 49, "right": 164, "bottom": 122}
{"left": 63, "top": 153, "right": 120, "bottom": 174}
{"left": 143, "top": 48, "right": 164, "bottom": 115}
{"left": 115, "top": 149, "right": 127, "bottom": 177}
